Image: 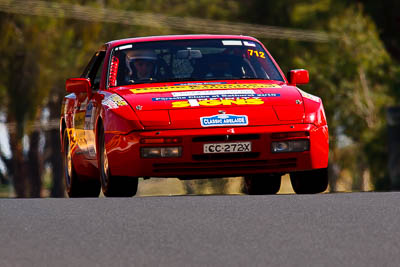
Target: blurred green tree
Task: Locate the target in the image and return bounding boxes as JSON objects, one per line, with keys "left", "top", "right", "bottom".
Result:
{"left": 286, "top": 3, "right": 395, "bottom": 190}
{"left": 238, "top": 0, "right": 397, "bottom": 191}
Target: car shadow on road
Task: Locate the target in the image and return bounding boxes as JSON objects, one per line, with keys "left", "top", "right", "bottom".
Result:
{"left": 136, "top": 174, "right": 299, "bottom": 197}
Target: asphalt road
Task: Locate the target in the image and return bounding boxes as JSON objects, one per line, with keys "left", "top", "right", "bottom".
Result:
{"left": 1, "top": 192, "right": 400, "bottom": 266}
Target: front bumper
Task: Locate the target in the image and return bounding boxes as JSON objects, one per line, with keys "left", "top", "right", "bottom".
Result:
{"left": 105, "top": 123, "right": 328, "bottom": 177}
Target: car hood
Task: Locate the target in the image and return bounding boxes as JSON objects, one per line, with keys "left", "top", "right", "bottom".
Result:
{"left": 114, "top": 80, "right": 305, "bottom": 129}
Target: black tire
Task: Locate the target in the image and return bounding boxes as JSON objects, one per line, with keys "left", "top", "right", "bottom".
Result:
{"left": 244, "top": 174, "right": 282, "bottom": 195}
{"left": 63, "top": 129, "right": 100, "bottom": 197}
{"left": 290, "top": 168, "right": 329, "bottom": 194}
{"left": 98, "top": 124, "right": 138, "bottom": 197}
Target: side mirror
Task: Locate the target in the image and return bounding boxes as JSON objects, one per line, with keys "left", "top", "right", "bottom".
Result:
{"left": 288, "top": 69, "right": 309, "bottom": 86}
{"left": 66, "top": 78, "right": 92, "bottom": 98}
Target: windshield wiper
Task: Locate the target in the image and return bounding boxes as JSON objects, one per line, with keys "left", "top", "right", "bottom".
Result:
{"left": 238, "top": 77, "right": 270, "bottom": 80}
{"left": 128, "top": 78, "right": 159, "bottom": 85}
{"left": 198, "top": 77, "right": 270, "bottom": 81}
{"left": 135, "top": 77, "right": 274, "bottom": 84}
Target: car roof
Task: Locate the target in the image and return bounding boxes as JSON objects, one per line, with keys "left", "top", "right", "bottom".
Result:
{"left": 105, "top": 34, "right": 260, "bottom": 49}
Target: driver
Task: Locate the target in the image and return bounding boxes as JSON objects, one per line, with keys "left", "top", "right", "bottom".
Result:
{"left": 208, "top": 60, "right": 231, "bottom": 78}
{"left": 125, "top": 49, "right": 157, "bottom": 81}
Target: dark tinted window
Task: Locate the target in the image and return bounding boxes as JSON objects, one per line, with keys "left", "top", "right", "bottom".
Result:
{"left": 110, "top": 39, "right": 283, "bottom": 86}
{"left": 82, "top": 51, "right": 105, "bottom": 90}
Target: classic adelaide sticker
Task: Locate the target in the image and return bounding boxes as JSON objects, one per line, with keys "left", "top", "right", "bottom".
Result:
{"left": 201, "top": 114, "right": 248, "bottom": 127}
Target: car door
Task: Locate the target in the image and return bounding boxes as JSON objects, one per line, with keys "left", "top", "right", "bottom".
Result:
{"left": 78, "top": 50, "right": 106, "bottom": 159}
{"left": 71, "top": 53, "right": 98, "bottom": 156}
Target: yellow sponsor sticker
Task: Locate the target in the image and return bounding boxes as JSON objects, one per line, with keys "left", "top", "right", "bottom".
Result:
{"left": 74, "top": 112, "right": 85, "bottom": 129}
{"left": 171, "top": 98, "right": 265, "bottom": 108}
{"left": 130, "top": 83, "right": 281, "bottom": 94}
{"left": 102, "top": 94, "right": 128, "bottom": 109}
{"left": 109, "top": 95, "right": 128, "bottom": 106}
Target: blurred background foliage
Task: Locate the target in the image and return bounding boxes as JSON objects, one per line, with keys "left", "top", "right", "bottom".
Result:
{"left": 0, "top": 0, "right": 399, "bottom": 197}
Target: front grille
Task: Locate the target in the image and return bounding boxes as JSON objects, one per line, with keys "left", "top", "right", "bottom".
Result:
{"left": 152, "top": 158, "right": 297, "bottom": 174}
{"left": 192, "top": 134, "right": 260, "bottom": 142}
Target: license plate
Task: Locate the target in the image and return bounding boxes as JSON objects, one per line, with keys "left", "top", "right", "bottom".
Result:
{"left": 203, "top": 142, "right": 252, "bottom": 154}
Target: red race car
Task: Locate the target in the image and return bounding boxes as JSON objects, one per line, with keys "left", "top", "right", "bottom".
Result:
{"left": 60, "top": 35, "right": 329, "bottom": 197}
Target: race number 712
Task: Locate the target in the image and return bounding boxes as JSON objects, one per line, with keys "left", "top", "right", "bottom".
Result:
{"left": 248, "top": 49, "right": 266, "bottom": 58}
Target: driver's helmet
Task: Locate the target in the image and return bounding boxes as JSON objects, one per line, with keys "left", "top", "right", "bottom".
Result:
{"left": 125, "top": 50, "right": 157, "bottom": 80}
{"left": 126, "top": 49, "right": 157, "bottom": 61}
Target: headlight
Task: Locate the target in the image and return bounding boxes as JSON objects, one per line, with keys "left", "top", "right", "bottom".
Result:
{"left": 271, "top": 140, "right": 309, "bottom": 153}
{"left": 141, "top": 147, "right": 182, "bottom": 158}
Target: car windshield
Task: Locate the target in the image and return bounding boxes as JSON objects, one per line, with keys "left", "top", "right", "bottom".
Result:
{"left": 109, "top": 39, "right": 284, "bottom": 87}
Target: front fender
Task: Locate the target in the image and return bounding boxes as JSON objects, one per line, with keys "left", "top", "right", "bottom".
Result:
{"left": 99, "top": 92, "right": 144, "bottom": 135}
{"left": 298, "top": 89, "right": 327, "bottom": 127}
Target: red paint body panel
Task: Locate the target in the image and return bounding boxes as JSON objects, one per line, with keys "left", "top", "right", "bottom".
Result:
{"left": 105, "top": 123, "right": 328, "bottom": 177}
{"left": 60, "top": 35, "right": 329, "bottom": 181}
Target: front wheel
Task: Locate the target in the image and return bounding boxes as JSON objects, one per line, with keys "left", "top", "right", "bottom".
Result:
{"left": 244, "top": 174, "right": 282, "bottom": 195}
{"left": 63, "top": 129, "right": 100, "bottom": 197}
{"left": 290, "top": 168, "right": 329, "bottom": 194}
{"left": 98, "top": 125, "right": 138, "bottom": 197}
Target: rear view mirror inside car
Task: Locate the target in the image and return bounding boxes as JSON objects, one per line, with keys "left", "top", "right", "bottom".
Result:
{"left": 177, "top": 49, "right": 202, "bottom": 59}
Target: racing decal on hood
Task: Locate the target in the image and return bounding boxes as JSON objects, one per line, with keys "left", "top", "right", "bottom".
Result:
{"left": 200, "top": 114, "right": 248, "bottom": 127}
{"left": 153, "top": 93, "right": 280, "bottom": 102}
{"left": 172, "top": 89, "right": 254, "bottom": 96}
{"left": 298, "top": 89, "right": 320, "bottom": 102}
{"left": 172, "top": 98, "right": 264, "bottom": 108}
{"left": 130, "top": 83, "right": 281, "bottom": 94}
{"left": 173, "top": 81, "right": 227, "bottom": 86}
{"left": 102, "top": 94, "right": 128, "bottom": 109}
